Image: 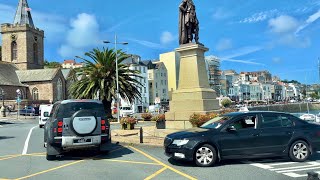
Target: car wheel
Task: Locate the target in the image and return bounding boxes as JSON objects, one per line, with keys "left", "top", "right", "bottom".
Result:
{"left": 289, "top": 140, "right": 310, "bottom": 162}
{"left": 194, "top": 144, "right": 217, "bottom": 167}
{"left": 46, "top": 154, "right": 56, "bottom": 161}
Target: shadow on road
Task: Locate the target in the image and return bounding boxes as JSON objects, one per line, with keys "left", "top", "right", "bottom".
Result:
{"left": 52, "top": 143, "right": 134, "bottom": 161}
{"left": 0, "top": 136, "right": 15, "bottom": 140}
{"left": 0, "top": 122, "right": 15, "bottom": 125}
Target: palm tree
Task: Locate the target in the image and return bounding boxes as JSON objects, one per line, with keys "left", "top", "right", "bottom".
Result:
{"left": 69, "top": 48, "right": 142, "bottom": 117}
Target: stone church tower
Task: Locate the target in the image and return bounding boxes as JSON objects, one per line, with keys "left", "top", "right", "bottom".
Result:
{"left": 0, "top": 0, "right": 44, "bottom": 70}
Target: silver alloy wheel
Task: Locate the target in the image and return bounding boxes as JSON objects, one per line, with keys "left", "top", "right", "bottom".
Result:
{"left": 293, "top": 143, "right": 308, "bottom": 160}
{"left": 196, "top": 147, "right": 214, "bottom": 165}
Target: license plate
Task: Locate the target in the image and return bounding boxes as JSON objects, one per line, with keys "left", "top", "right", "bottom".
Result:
{"left": 74, "top": 138, "right": 91, "bottom": 143}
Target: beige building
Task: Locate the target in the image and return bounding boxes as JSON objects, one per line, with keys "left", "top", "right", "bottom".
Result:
{"left": 0, "top": 0, "right": 66, "bottom": 106}
{"left": 146, "top": 61, "right": 169, "bottom": 105}
{"left": 159, "top": 51, "right": 180, "bottom": 100}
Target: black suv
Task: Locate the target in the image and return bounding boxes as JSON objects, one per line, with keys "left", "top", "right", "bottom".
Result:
{"left": 44, "top": 99, "right": 111, "bottom": 160}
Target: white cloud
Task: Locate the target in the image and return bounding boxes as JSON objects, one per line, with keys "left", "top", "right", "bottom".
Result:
{"left": 268, "top": 15, "right": 300, "bottom": 34}
{"left": 160, "top": 31, "right": 175, "bottom": 44}
{"left": 296, "top": 9, "right": 320, "bottom": 35}
{"left": 221, "top": 58, "right": 265, "bottom": 66}
{"left": 59, "top": 13, "right": 101, "bottom": 58}
{"left": 215, "top": 38, "right": 233, "bottom": 51}
{"left": 128, "top": 38, "right": 164, "bottom": 49}
{"left": 268, "top": 15, "right": 311, "bottom": 48}
{"left": 240, "top": 9, "right": 280, "bottom": 23}
{"left": 0, "top": 3, "right": 67, "bottom": 44}
{"left": 272, "top": 57, "right": 281, "bottom": 63}
{"left": 212, "top": 8, "right": 232, "bottom": 20}
{"left": 221, "top": 46, "right": 263, "bottom": 59}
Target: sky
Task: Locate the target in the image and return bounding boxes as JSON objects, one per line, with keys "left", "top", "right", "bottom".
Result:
{"left": 0, "top": 0, "right": 320, "bottom": 84}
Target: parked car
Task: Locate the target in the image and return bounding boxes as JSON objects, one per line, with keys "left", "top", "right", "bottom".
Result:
{"left": 120, "top": 106, "right": 134, "bottom": 117}
{"left": 39, "top": 104, "right": 53, "bottom": 128}
{"left": 44, "top": 99, "right": 111, "bottom": 160}
{"left": 164, "top": 111, "right": 320, "bottom": 167}
{"left": 19, "top": 106, "right": 35, "bottom": 116}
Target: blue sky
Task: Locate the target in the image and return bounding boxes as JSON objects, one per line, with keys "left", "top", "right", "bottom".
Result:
{"left": 1, "top": 0, "right": 320, "bottom": 84}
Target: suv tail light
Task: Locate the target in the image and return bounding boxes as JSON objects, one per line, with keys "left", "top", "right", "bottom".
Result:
{"left": 57, "top": 120, "right": 63, "bottom": 136}
{"left": 101, "top": 119, "right": 107, "bottom": 133}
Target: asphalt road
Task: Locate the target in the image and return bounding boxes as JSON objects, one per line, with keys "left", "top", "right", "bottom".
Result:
{"left": 0, "top": 118, "right": 318, "bottom": 180}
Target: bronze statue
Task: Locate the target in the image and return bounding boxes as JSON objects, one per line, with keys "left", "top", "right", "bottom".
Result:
{"left": 179, "top": 0, "right": 199, "bottom": 45}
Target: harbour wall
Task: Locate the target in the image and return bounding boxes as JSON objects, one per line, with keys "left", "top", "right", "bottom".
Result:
{"left": 248, "top": 103, "right": 320, "bottom": 113}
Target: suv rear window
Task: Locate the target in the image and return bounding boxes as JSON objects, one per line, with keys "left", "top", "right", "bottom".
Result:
{"left": 56, "top": 102, "right": 105, "bottom": 118}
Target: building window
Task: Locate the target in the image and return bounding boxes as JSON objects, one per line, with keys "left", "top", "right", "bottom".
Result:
{"left": 33, "top": 43, "right": 38, "bottom": 64}
{"left": 163, "top": 89, "right": 165, "bottom": 94}
{"left": 144, "top": 87, "right": 146, "bottom": 93}
{"left": 165, "top": 80, "right": 167, "bottom": 85}
{"left": 11, "top": 41, "right": 17, "bottom": 61}
{"left": 161, "top": 80, "right": 163, "bottom": 85}
{"left": 161, "top": 73, "right": 163, "bottom": 77}
{"left": 144, "top": 97, "right": 147, "bottom": 103}
{"left": 57, "top": 78, "right": 63, "bottom": 101}
{"left": 32, "top": 87, "right": 39, "bottom": 100}
{"left": 156, "top": 93, "right": 158, "bottom": 97}
{"left": 156, "top": 83, "right": 158, "bottom": 88}
{"left": 164, "top": 73, "right": 166, "bottom": 77}
{"left": 143, "top": 67, "right": 146, "bottom": 73}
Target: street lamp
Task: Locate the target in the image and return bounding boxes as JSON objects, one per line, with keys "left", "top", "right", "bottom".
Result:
{"left": 103, "top": 34, "right": 128, "bottom": 123}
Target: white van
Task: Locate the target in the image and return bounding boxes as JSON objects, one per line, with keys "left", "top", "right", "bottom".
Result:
{"left": 120, "top": 106, "right": 134, "bottom": 117}
{"left": 39, "top": 104, "right": 53, "bottom": 128}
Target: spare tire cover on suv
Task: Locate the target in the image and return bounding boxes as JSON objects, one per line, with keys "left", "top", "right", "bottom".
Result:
{"left": 71, "top": 110, "right": 97, "bottom": 135}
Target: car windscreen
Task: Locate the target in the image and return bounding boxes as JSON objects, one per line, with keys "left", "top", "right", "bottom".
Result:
{"left": 122, "top": 107, "right": 131, "bottom": 110}
{"left": 56, "top": 102, "right": 105, "bottom": 118}
{"left": 43, "top": 112, "right": 50, "bottom": 117}
{"left": 200, "top": 115, "right": 232, "bottom": 129}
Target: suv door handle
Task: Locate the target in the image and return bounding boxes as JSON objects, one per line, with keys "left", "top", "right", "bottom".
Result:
{"left": 252, "top": 133, "right": 260, "bottom": 137}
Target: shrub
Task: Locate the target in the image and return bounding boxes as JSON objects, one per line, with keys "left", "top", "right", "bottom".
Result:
{"left": 221, "top": 99, "right": 232, "bottom": 108}
{"left": 151, "top": 114, "right": 165, "bottom": 122}
{"left": 120, "top": 117, "right": 128, "bottom": 125}
{"left": 189, "top": 109, "right": 237, "bottom": 127}
{"left": 141, "top": 113, "right": 152, "bottom": 120}
{"left": 189, "top": 113, "right": 212, "bottom": 127}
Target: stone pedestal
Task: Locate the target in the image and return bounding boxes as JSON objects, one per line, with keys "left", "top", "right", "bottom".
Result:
{"left": 165, "top": 43, "right": 219, "bottom": 129}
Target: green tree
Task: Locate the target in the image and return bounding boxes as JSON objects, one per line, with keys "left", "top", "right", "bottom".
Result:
{"left": 44, "top": 60, "right": 61, "bottom": 68}
{"left": 310, "top": 92, "right": 320, "bottom": 99}
{"left": 69, "top": 48, "right": 142, "bottom": 117}
{"left": 221, "top": 99, "right": 232, "bottom": 108}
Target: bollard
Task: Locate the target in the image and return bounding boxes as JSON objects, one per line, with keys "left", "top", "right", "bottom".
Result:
{"left": 307, "top": 172, "right": 320, "bottom": 180}
{"left": 140, "top": 127, "right": 143, "bottom": 143}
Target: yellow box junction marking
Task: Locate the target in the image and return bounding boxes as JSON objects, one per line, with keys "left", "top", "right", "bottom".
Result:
{"left": 144, "top": 167, "right": 167, "bottom": 180}
{"left": 15, "top": 160, "right": 84, "bottom": 180}
{"left": 129, "top": 146, "right": 197, "bottom": 180}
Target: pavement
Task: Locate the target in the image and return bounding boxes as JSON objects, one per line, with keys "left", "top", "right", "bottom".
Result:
{"left": 1, "top": 116, "right": 320, "bottom": 179}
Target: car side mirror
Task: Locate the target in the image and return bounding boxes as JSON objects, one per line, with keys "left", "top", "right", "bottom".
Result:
{"left": 227, "top": 125, "right": 236, "bottom": 132}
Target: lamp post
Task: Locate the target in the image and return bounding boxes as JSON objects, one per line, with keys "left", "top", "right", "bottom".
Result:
{"left": 103, "top": 34, "right": 128, "bottom": 123}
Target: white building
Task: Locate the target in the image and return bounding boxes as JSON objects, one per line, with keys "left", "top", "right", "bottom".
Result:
{"left": 120, "top": 55, "right": 149, "bottom": 113}
{"left": 62, "top": 59, "right": 83, "bottom": 69}
{"left": 145, "top": 61, "right": 169, "bottom": 105}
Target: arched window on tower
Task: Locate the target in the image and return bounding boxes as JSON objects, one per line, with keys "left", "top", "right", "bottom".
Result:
{"left": 33, "top": 43, "right": 38, "bottom": 64}
{"left": 57, "top": 78, "right": 63, "bottom": 101}
{"left": 11, "top": 41, "right": 17, "bottom": 61}
{"left": 32, "top": 87, "right": 39, "bottom": 100}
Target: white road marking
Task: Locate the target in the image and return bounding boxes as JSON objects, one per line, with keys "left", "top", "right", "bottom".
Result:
{"left": 277, "top": 165, "right": 320, "bottom": 173}
{"left": 271, "top": 161, "right": 320, "bottom": 171}
{"left": 282, "top": 172, "right": 307, "bottom": 178}
{"left": 22, "top": 126, "right": 37, "bottom": 155}
{"left": 268, "top": 162, "right": 297, "bottom": 166}
{"left": 249, "top": 163, "right": 273, "bottom": 169}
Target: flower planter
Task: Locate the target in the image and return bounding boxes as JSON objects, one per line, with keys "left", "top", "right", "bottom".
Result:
{"left": 156, "top": 121, "right": 165, "bottom": 129}
{"left": 127, "top": 123, "right": 135, "bottom": 130}
{"left": 121, "top": 124, "right": 127, "bottom": 130}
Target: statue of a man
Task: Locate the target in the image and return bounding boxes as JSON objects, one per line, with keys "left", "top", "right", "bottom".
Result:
{"left": 179, "top": 0, "right": 199, "bottom": 45}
